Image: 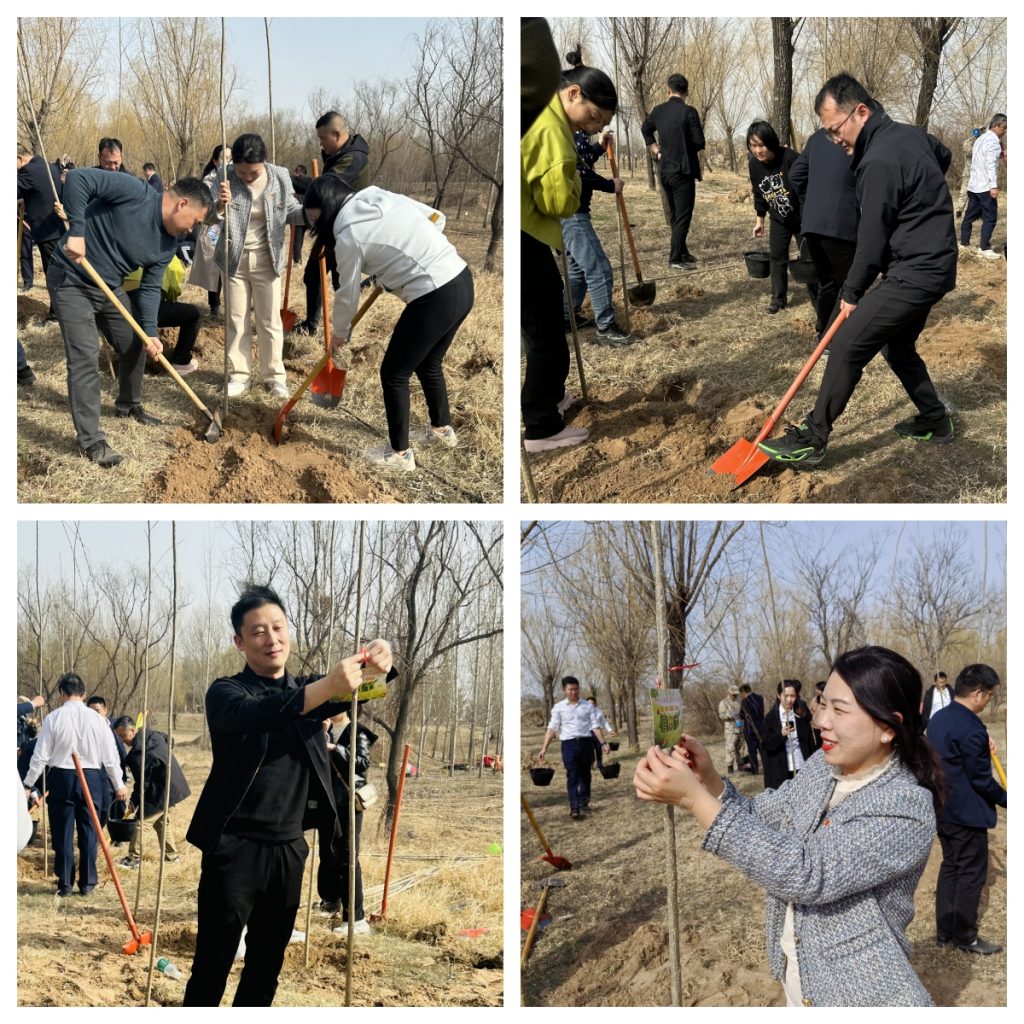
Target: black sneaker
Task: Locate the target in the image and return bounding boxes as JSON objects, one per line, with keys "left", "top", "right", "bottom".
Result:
{"left": 319, "top": 899, "right": 342, "bottom": 917}
{"left": 569, "top": 808, "right": 581, "bottom": 820}
{"left": 292, "top": 319, "right": 319, "bottom": 336}
{"left": 893, "top": 415, "right": 954, "bottom": 445}
{"left": 594, "top": 323, "right": 635, "bottom": 346}
{"left": 756, "top": 423, "right": 826, "bottom": 466}
{"left": 766, "top": 300, "right": 788, "bottom": 314}
{"left": 83, "top": 441, "right": 124, "bottom": 468}
{"left": 955, "top": 937, "right": 1002, "bottom": 955}
{"left": 681, "top": 255, "right": 697, "bottom": 271}
{"left": 115, "top": 406, "right": 162, "bottom": 427}
{"left": 18, "top": 365, "right": 36, "bottom": 387}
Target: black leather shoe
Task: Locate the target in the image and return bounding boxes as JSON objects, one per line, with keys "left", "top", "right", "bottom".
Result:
{"left": 766, "top": 301, "right": 788, "bottom": 314}
{"left": 955, "top": 937, "right": 1002, "bottom": 955}
{"left": 936, "top": 934, "right": 952, "bottom": 947}
{"left": 84, "top": 441, "right": 124, "bottom": 468}
{"left": 115, "top": 406, "right": 162, "bottom": 426}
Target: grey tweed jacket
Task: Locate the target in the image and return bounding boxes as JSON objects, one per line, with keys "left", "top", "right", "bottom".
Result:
{"left": 203, "top": 162, "right": 305, "bottom": 278}
{"left": 702, "top": 751, "right": 935, "bottom": 1006}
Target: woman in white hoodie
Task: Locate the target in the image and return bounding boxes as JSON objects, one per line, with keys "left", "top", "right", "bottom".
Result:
{"left": 303, "top": 176, "right": 474, "bottom": 472}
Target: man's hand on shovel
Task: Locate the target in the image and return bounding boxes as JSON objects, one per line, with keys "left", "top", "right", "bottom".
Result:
{"left": 64, "top": 235, "right": 86, "bottom": 263}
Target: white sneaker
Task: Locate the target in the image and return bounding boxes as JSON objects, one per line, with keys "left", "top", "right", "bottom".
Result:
{"left": 557, "top": 391, "right": 574, "bottom": 416}
{"left": 267, "top": 380, "right": 290, "bottom": 399}
{"left": 415, "top": 424, "right": 458, "bottom": 448}
{"left": 979, "top": 248, "right": 1002, "bottom": 260}
{"left": 332, "top": 918, "right": 371, "bottom": 936}
{"left": 170, "top": 359, "right": 198, "bottom": 377}
{"left": 227, "top": 379, "right": 251, "bottom": 398}
{"left": 523, "top": 426, "right": 589, "bottom": 453}
{"left": 365, "top": 444, "right": 416, "bottom": 472}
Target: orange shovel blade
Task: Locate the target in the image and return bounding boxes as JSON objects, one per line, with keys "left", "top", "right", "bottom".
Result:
{"left": 710, "top": 438, "right": 770, "bottom": 486}
{"left": 309, "top": 361, "right": 346, "bottom": 408}
{"left": 280, "top": 308, "right": 297, "bottom": 333}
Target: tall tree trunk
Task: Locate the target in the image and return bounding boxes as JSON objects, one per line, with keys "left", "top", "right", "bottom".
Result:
{"left": 771, "top": 18, "right": 795, "bottom": 147}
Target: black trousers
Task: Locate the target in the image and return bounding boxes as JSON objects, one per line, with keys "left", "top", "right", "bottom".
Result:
{"left": 590, "top": 735, "right": 604, "bottom": 769}
{"left": 316, "top": 799, "right": 364, "bottom": 922}
{"left": 768, "top": 218, "right": 803, "bottom": 307}
{"left": 380, "top": 265, "right": 473, "bottom": 451}
{"left": 805, "top": 276, "right": 947, "bottom": 444}
{"left": 660, "top": 169, "right": 696, "bottom": 263}
{"left": 303, "top": 246, "right": 341, "bottom": 326}
{"left": 21, "top": 222, "right": 34, "bottom": 286}
{"left": 560, "top": 736, "right": 593, "bottom": 812}
{"left": 160, "top": 300, "right": 202, "bottom": 364}
{"left": 745, "top": 733, "right": 762, "bottom": 773}
{"left": 183, "top": 832, "right": 308, "bottom": 1007}
{"left": 521, "top": 231, "right": 569, "bottom": 439}
{"left": 803, "top": 233, "right": 857, "bottom": 334}
{"left": 961, "top": 191, "right": 998, "bottom": 251}
{"left": 47, "top": 260, "right": 148, "bottom": 450}
{"left": 46, "top": 766, "right": 105, "bottom": 892}
{"left": 935, "top": 822, "right": 989, "bottom": 944}
{"left": 291, "top": 225, "right": 305, "bottom": 263}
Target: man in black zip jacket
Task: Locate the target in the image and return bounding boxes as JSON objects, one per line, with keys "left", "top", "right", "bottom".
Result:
{"left": 758, "top": 73, "right": 957, "bottom": 467}
{"left": 295, "top": 111, "right": 372, "bottom": 335}
{"left": 182, "top": 584, "right": 395, "bottom": 1007}
{"left": 17, "top": 144, "right": 64, "bottom": 319}
{"left": 641, "top": 74, "right": 705, "bottom": 270}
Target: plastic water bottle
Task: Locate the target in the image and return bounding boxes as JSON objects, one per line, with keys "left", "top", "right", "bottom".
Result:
{"left": 156, "top": 957, "right": 182, "bottom": 980}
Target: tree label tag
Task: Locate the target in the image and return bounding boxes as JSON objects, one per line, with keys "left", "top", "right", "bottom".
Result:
{"left": 651, "top": 687, "right": 683, "bottom": 749}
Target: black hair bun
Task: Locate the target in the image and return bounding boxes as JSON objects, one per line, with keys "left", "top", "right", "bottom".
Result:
{"left": 565, "top": 44, "right": 583, "bottom": 68}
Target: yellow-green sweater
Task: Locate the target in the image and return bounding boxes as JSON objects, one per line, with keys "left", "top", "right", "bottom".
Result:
{"left": 521, "top": 93, "right": 581, "bottom": 249}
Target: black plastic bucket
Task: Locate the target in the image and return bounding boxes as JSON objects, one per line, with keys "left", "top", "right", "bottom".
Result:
{"left": 529, "top": 767, "right": 555, "bottom": 787}
{"left": 743, "top": 250, "right": 771, "bottom": 279}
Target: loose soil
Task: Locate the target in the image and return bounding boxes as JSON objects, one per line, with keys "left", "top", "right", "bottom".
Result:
{"left": 18, "top": 744, "right": 503, "bottom": 1007}
{"left": 18, "top": 225, "right": 501, "bottom": 504}
{"left": 522, "top": 171, "right": 1006, "bottom": 503}
{"left": 520, "top": 720, "right": 1006, "bottom": 1007}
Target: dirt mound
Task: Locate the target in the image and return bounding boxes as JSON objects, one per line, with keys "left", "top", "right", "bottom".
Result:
{"left": 145, "top": 405, "right": 397, "bottom": 504}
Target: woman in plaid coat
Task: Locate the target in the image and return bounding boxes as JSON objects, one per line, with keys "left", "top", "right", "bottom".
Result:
{"left": 635, "top": 646, "right": 943, "bottom": 1006}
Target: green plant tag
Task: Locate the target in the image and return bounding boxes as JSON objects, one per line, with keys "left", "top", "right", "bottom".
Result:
{"left": 651, "top": 687, "right": 683, "bottom": 749}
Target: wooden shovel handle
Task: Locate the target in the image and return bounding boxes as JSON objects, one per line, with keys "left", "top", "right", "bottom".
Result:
{"left": 520, "top": 794, "right": 553, "bottom": 856}
{"left": 521, "top": 885, "right": 550, "bottom": 968}
{"left": 605, "top": 140, "right": 644, "bottom": 282}
{"left": 77, "top": 256, "right": 217, "bottom": 422}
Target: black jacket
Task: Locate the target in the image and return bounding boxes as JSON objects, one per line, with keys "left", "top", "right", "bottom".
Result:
{"left": 125, "top": 728, "right": 190, "bottom": 815}
{"left": 928, "top": 701, "right": 1006, "bottom": 829}
{"left": 186, "top": 662, "right": 396, "bottom": 852}
{"left": 843, "top": 109, "right": 957, "bottom": 303}
{"left": 762, "top": 702, "right": 816, "bottom": 791}
{"left": 641, "top": 97, "right": 705, "bottom": 180}
{"left": 324, "top": 134, "right": 371, "bottom": 192}
{"left": 748, "top": 147, "right": 801, "bottom": 230}
{"left": 17, "top": 156, "right": 64, "bottom": 241}
{"left": 789, "top": 128, "right": 858, "bottom": 242}
{"left": 740, "top": 692, "right": 765, "bottom": 742}
{"left": 921, "top": 684, "right": 953, "bottom": 727}
{"left": 327, "top": 722, "right": 378, "bottom": 804}
{"left": 572, "top": 132, "right": 615, "bottom": 216}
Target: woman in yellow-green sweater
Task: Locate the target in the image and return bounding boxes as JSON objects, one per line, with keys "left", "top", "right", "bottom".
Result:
{"left": 521, "top": 55, "right": 618, "bottom": 451}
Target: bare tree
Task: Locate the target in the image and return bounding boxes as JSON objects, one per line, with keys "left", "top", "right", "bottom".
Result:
{"left": 771, "top": 17, "right": 803, "bottom": 146}
{"left": 911, "top": 17, "right": 961, "bottom": 128}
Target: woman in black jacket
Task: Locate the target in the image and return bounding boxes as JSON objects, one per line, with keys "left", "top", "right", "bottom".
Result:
{"left": 762, "top": 680, "right": 816, "bottom": 790}
{"left": 747, "top": 120, "right": 803, "bottom": 314}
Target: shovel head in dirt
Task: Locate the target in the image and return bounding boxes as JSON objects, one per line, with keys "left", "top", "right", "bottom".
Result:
{"left": 628, "top": 280, "right": 656, "bottom": 306}
{"left": 309, "top": 360, "right": 346, "bottom": 409}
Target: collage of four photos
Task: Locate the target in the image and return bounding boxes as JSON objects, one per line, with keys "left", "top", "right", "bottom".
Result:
{"left": 14, "top": 13, "right": 1008, "bottom": 1009}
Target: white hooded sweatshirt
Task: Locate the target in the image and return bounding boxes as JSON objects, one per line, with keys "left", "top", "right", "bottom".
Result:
{"left": 330, "top": 186, "right": 468, "bottom": 340}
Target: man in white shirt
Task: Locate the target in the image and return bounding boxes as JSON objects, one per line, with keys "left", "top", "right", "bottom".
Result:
{"left": 539, "top": 676, "right": 610, "bottom": 819}
{"left": 960, "top": 113, "right": 1007, "bottom": 259}
{"left": 22, "top": 673, "right": 126, "bottom": 896}
{"left": 584, "top": 694, "right": 615, "bottom": 769}
{"left": 921, "top": 670, "right": 954, "bottom": 727}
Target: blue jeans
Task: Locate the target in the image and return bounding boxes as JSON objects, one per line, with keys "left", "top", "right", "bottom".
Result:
{"left": 561, "top": 213, "right": 615, "bottom": 330}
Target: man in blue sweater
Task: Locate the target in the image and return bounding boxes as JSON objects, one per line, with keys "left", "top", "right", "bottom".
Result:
{"left": 48, "top": 168, "right": 212, "bottom": 467}
{"left": 928, "top": 663, "right": 1007, "bottom": 955}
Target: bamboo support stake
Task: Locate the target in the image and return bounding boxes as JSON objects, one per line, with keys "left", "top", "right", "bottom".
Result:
{"left": 134, "top": 524, "right": 154, "bottom": 916}
{"left": 219, "top": 19, "right": 230, "bottom": 422}
{"left": 520, "top": 886, "right": 549, "bottom": 969}
{"left": 611, "top": 20, "right": 631, "bottom": 332}
{"left": 145, "top": 523, "right": 179, "bottom": 1005}
{"left": 264, "top": 19, "right": 276, "bottom": 165}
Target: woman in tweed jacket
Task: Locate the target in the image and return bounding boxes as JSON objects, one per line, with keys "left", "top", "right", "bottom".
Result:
{"left": 635, "top": 646, "right": 944, "bottom": 1007}
{"left": 206, "top": 133, "right": 306, "bottom": 398}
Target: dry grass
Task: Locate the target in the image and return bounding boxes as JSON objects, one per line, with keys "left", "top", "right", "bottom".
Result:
{"left": 519, "top": 718, "right": 1006, "bottom": 1007}
{"left": 17, "top": 744, "right": 503, "bottom": 1007}
{"left": 521, "top": 170, "right": 1006, "bottom": 503}
{"left": 18, "top": 224, "right": 501, "bottom": 504}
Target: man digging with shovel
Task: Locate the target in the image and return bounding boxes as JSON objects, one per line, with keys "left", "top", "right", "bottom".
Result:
{"left": 48, "top": 168, "right": 213, "bottom": 467}
{"left": 756, "top": 73, "right": 957, "bottom": 468}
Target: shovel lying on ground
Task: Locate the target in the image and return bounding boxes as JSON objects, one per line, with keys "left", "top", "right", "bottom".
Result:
{"left": 521, "top": 794, "right": 572, "bottom": 870}
{"left": 280, "top": 225, "right": 297, "bottom": 332}
{"left": 71, "top": 752, "right": 153, "bottom": 955}
{"left": 272, "top": 284, "right": 383, "bottom": 442}
{"left": 710, "top": 307, "right": 849, "bottom": 487}
{"left": 606, "top": 139, "right": 656, "bottom": 307}
{"left": 78, "top": 256, "right": 223, "bottom": 442}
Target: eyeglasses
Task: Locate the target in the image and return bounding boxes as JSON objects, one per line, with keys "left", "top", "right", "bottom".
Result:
{"left": 824, "top": 108, "right": 856, "bottom": 139}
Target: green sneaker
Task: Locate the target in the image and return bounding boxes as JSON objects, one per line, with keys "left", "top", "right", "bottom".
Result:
{"left": 893, "top": 416, "right": 955, "bottom": 444}
{"left": 756, "top": 423, "right": 826, "bottom": 466}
